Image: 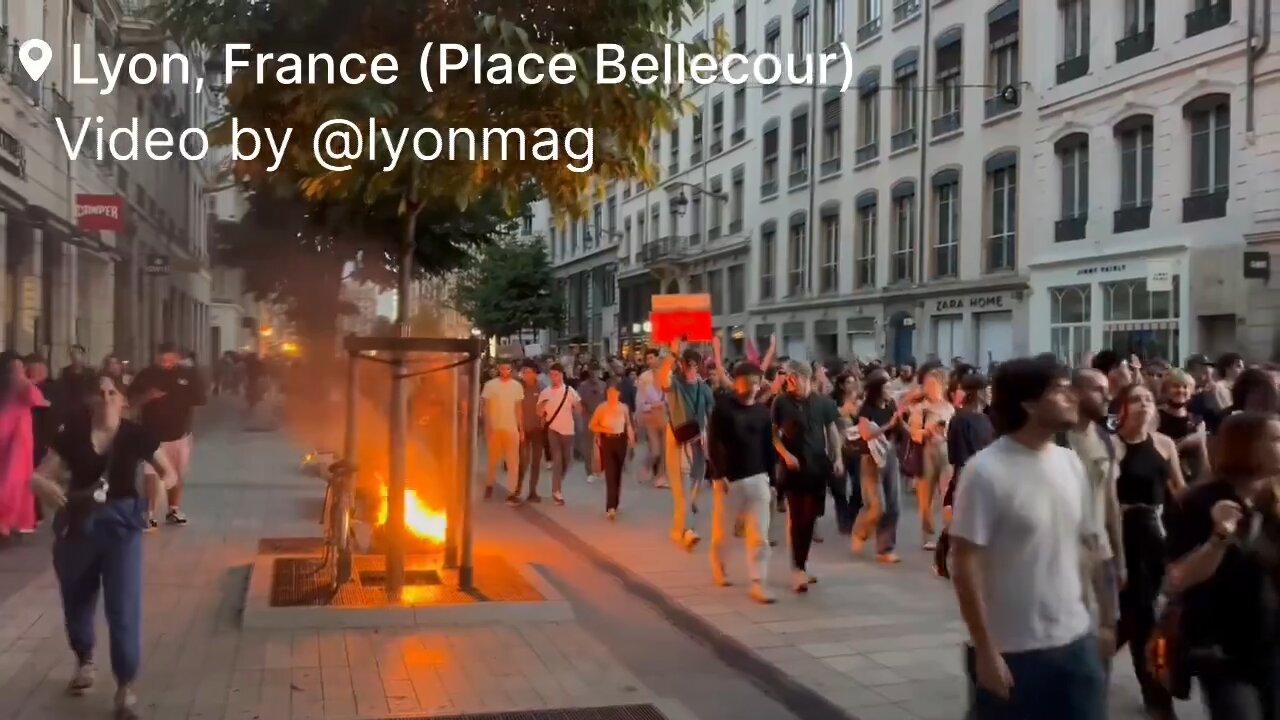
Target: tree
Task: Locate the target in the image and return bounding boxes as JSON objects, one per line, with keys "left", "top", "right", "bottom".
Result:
{"left": 453, "top": 237, "right": 561, "bottom": 340}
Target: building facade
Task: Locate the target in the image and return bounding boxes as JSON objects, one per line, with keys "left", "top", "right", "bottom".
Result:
{"left": 537, "top": 0, "right": 1278, "bottom": 366}
{"left": 0, "top": 0, "right": 214, "bottom": 369}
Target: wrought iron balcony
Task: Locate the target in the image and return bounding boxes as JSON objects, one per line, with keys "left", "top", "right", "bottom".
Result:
{"left": 638, "top": 235, "right": 691, "bottom": 265}
{"left": 1055, "top": 214, "right": 1087, "bottom": 243}
{"left": 1115, "top": 27, "right": 1154, "bottom": 62}
{"left": 856, "top": 18, "right": 882, "bottom": 44}
{"left": 1113, "top": 204, "right": 1151, "bottom": 233}
{"left": 1056, "top": 54, "right": 1089, "bottom": 84}
{"left": 1182, "top": 190, "right": 1227, "bottom": 223}
{"left": 890, "top": 127, "right": 917, "bottom": 152}
{"left": 1186, "top": 1, "right": 1230, "bottom": 38}
{"left": 932, "top": 111, "right": 961, "bottom": 137}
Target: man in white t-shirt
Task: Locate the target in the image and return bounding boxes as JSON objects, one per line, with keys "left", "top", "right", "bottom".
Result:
{"left": 949, "top": 355, "right": 1106, "bottom": 720}
{"left": 537, "top": 363, "right": 581, "bottom": 505}
{"left": 481, "top": 359, "right": 526, "bottom": 505}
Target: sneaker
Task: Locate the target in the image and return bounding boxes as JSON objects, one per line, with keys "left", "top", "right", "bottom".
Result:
{"left": 144, "top": 518, "right": 159, "bottom": 533}
{"left": 806, "top": 573, "right": 819, "bottom": 585}
{"left": 791, "top": 569, "right": 809, "bottom": 593}
{"left": 505, "top": 494, "right": 522, "bottom": 507}
{"left": 606, "top": 509, "right": 617, "bottom": 521}
{"left": 68, "top": 662, "right": 95, "bottom": 695}
{"left": 876, "top": 552, "right": 902, "bottom": 564}
{"left": 750, "top": 582, "right": 776, "bottom": 605}
{"left": 483, "top": 486, "right": 494, "bottom": 500}
{"left": 922, "top": 540, "right": 937, "bottom": 551}
{"left": 553, "top": 492, "right": 565, "bottom": 506}
{"left": 114, "top": 685, "right": 139, "bottom": 720}
{"left": 526, "top": 494, "right": 542, "bottom": 504}
{"left": 587, "top": 475, "right": 597, "bottom": 484}
{"left": 165, "top": 509, "right": 188, "bottom": 526}
{"left": 712, "top": 562, "right": 731, "bottom": 587}
{"left": 681, "top": 528, "right": 701, "bottom": 551}
{"left": 653, "top": 479, "right": 670, "bottom": 489}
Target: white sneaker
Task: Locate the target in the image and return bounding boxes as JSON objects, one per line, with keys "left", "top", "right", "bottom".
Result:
{"left": 791, "top": 569, "right": 810, "bottom": 593}
{"left": 681, "top": 529, "right": 701, "bottom": 551}
{"left": 587, "top": 474, "right": 597, "bottom": 484}
{"left": 68, "top": 662, "right": 95, "bottom": 695}
{"left": 750, "top": 582, "right": 776, "bottom": 605}
{"left": 114, "top": 685, "right": 139, "bottom": 720}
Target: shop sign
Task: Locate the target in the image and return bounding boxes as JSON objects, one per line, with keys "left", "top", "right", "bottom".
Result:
{"left": 1076, "top": 263, "right": 1128, "bottom": 277}
{"left": 144, "top": 253, "right": 170, "bottom": 275}
{"left": 934, "top": 294, "right": 1008, "bottom": 312}
{"left": 75, "top": 194, "right": 126, "bottom": 232}
{"left": 1146, "top": 260, "right": 1174, "bottom": 293}
{"left": 1244, "top": 251, "right": 1271, "bottom": 280}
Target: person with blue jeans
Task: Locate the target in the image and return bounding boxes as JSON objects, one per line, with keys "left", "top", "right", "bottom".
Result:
{"left": 31, "top": 373, "right": 173, "bottom": 720}
{"left": 656, "top": 340, "right": 713, "bottom": 550}
{"left": 949, "top": 356, "right": 1106, "bottom": 720}
{"left": 851, "top": 369, "right": 903, "bottom": 563}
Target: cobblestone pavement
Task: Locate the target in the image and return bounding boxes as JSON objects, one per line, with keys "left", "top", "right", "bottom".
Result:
{"left": 0, "top": 402, "right": 730, "bottom": 720}
{"left": 520, "top": 449, "right": 1211, "bottom": 720}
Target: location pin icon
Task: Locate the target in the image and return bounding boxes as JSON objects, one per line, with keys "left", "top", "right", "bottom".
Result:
{"left": 19, "top": 40, "right": 52, "bottom": 82}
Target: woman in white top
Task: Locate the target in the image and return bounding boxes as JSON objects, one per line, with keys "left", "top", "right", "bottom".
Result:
{"left": 905, "top": 367, "right": 955, "bottom": 551}
{"left": 589, "top": 381, "right": 635, "bottom": 519}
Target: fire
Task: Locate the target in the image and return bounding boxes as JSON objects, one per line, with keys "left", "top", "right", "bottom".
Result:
{"left": 377, "top": 487, "right": 447, "bottom": 543}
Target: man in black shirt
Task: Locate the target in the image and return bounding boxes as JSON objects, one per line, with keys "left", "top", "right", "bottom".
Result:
{"left": 707, "top": 362, "right": 776, "bottom": 604}
{"left": 128, "top": 342, "right": 207, "bottom": 528}
{"left": 772, "top": 360, "right": 842, "bottom": 592}
{"left": 59, "top": 344, "right": 97, "bottom": 412}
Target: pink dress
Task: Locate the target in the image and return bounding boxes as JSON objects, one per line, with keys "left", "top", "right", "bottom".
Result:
{"left": 0, "top": 383, "right": 44, "bottom": 534}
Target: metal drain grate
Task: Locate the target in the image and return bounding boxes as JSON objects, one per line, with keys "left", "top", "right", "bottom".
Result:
{"left": 358, "top": 569, "right": 442, "bottom": 586}
{"left": 258, "top": 537, "right": 326, "bottom": 554}
{"left": 388, "top": 704, "right": 669, "bottom": 720}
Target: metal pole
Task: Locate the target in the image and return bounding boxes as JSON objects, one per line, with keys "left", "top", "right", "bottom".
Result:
{"left": 343, "top": 347, "right": 357, "bottom": 463}
{"left": 387, "top": 162, "right": 421, "bottom": 599}
{"left": 442, "top": 357, "right": 459, "bottom": 569}
{"left": 459, "top": 349, "right": 480, "bottom": 589}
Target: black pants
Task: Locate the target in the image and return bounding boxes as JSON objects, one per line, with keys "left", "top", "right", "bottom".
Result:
{"left": 828, "top": 457, "right": 861, "bottom": 534}
{"left": 785, "top": 490, "right": 823, "bottom": 571}
{"left": 599, "top": 434, "right": 628, "bottom": 511}
{"left": 1200, "top": 660, "right": 1280, "bottom": 720}
{"left": 1117, "top": 507, "right": 1172, "bottom": 713}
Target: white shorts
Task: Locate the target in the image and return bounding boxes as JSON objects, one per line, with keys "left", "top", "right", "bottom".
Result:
{"left": 144, "top": 434, "right": 192, "bottom": 490}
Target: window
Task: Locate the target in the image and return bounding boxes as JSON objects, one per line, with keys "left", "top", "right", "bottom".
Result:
{"left": 668, "top": 200, "right": 680, "bottom": 236}
{"left": 890, "top": 184, "right": 915, "bottom": 284}
{"left": 858, "top": 0, "right": 883, "bottom": 42}
{"left": 734, "top": 0, "right": 747, "bottom": 53}
{"left": 690, "top": 191, "right": 703, "bottom": 242}
{"left": 691, "top": 109, "right": 704, "bottom": 163}
{"left": 821, "top": 92, "right": 842, "bottom": 174}
{"left": 1117, "top": 0, "right": 1155, "bottom": 61}
{"left": 1057, "top": 0, "right": 1089, "bottom": 83}
{"left": 765, "top": 19, "right": 782, "bottom": 58}
{"left": 986, "top": 155, "right": 1017, "bottom": 272}
{"left": 709, "top": 176, "right": 724, "bottom": 239}
{"left": 790, "top": 109, "right": 810, "bottom": 187}
{"left": 607, "top": 197, "right": 618, "bottom": 233}
{"left": 708, "top": 269, "right": 724, "bottom": 315}
{"left": 713, "top": 16, "right": 725, "bottom": 56}
{"left": 649, "top": 204, "right": 660, "bottom": 242}
{"left": 636, "top": 212, "right": 645, "bottom": 248}
{"left": 793, "top": 9, "right": 811, "bottom": 59}
{"left": 669, "top": 127, "right": 680, "bottom": 173}
{"left": 1184, "top": 95, "right": 1230, "bottom": 222}
{"left": 1050, "top": 285, "right": 1092, "bottom": 367}
{"left": 822, "top": 0, "right": 844, "bottom": 47}
{"left": 1187, "top": 0, "right": 1231, "bottom": 37}
{"left": 590, "top": 204, "right": 602, "bottom": 247}
{"left": 1103, "top": 277, "right": 1181, "bottom": 364}
{"left": 550, "top": 227, "right": 559, "bottom": 261}
{"left": 787, "top": 218, "right": 807, "bottom": 296}
{"left": 891, "top": 51, "right": 918, "bottom": 151}
{"left": 711, "top": 94, "right": 725, "bottom": 154}
{"left": 762, "top": 122, "right": 780, "bottom": 195}
{"left": 934, "top": 33, "right": 962, "bottom": 136}
{"left": 521, "top": 213, "right": 534, "bottom": 235}
{"left": 1116, "top": 116, "right": 1153, "bottom": 232}
{"left": 932, "top": 174, "right": 959, "bottom": 278}
{"left": 728, "top": 264, "right": 746, "bottom": 314}
{"left": 855, "top": 194, "right": 877, "bottom": 288}
{"left": 818, "top": 213, "right": 840, "bottom": 292}
{"left": 730, "top": 167, "right": 745, "bottom": 233}
{"left": 760, "top": 225, "right": 776, "bottom": 300}
{"left": 856, "top": 72, "right": 879, "bottom": 164}
{"left": 689, "top": 274, "right": 704, "bottom": 294}
{"left": 570, "top": 222, "right": 579, "bottom": 254}
{"left": 1055, "top": 134, "right": 1088, "bottom": 242}
{"left": 893, "top": 0, "right": 920, "bottom": 24}
{"left": 732, "top": 87, "right": 747, "bottom": 143}
{"left": 985, "top": 4, "right": 1020, "bottom": 119}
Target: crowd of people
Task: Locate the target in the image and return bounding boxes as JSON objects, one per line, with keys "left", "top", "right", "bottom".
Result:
{"left": 480, "top": 343, "right": 1280, "bottom": 720}
{"left": 0, "top": 342, "right": 208, "bottom": 719}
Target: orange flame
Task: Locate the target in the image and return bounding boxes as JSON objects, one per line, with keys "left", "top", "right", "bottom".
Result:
{"left": 377, "top": 487, "right": 447, "bottom": 543}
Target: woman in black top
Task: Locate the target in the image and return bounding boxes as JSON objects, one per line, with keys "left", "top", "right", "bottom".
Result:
{"left": 1114, "top": 383, "right": 1186, "bottom": 720}
{"left": 850, "top": 369, "right": 905, "bottom": 563}
{"left": 30, "top": 374, "right": 172, "bottom": 720}
{"left": 1167, "top": 412, "right": 1280, "bottom": 720}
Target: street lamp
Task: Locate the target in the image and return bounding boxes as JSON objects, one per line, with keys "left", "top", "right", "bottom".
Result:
{"left": 583, "top": 225, "right": 623, "bottom": 246}
{"left": 667, "top": 181, "right": 729, "bottom": 217}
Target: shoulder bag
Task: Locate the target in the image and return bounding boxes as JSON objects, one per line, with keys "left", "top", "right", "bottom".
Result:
{"left": 541, "top": 388, "right": 570, "bottom": 461}
{"left": 669, "top": 379, "right": 707, "bottom": 445}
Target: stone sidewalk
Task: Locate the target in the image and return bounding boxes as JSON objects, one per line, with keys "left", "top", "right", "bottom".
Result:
{"left": 522, "top": 458, "right": 1210, "bottom": 720}
{"left": 0, "top": 403, "right": 688, "bottom": 720}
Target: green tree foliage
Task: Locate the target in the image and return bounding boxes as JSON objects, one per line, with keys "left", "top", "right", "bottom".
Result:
{"left": 453, "top": 238, "right": 561, "bottom": 339}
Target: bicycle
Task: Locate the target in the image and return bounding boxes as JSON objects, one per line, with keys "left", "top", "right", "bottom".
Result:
{"left": 319, "top": 459, "right": 359, "bottom": 590}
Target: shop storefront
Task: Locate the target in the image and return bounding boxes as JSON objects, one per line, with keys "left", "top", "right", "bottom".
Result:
{"left": 917, "top": 290, "right": 1026, "bottom": 369}
{"left": 1029, "top": 254, "right": 1190, "bottom": 366}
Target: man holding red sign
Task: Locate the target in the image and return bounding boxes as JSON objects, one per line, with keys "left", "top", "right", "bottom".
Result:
{"left": 656, "top": 339, "right": 714, "bottom": 551}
